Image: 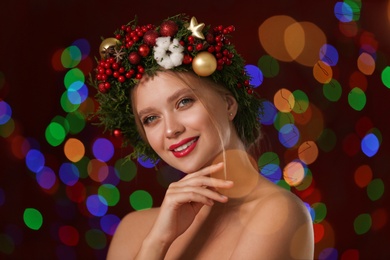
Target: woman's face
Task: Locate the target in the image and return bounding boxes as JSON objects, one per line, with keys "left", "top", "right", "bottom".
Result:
{"left": 133, "top": 72, "right": 239, "bottom": 173}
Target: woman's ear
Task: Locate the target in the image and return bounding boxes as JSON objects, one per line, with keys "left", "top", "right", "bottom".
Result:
{"left": 225, "top": 94, "right": 238, "bottom": 120}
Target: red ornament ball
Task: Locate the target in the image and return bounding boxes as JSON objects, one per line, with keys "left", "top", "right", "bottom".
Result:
{"left": 138, "top": 44, "right": 150, "bottom": 57}
{"left": 143, "top": 30, "right": 159, "bottom": 46}
{"left": 128, "top": 52, "right": 141, "bottom": 64}
{"left": 159, "top": 20, "right": 178, "bottom": 37}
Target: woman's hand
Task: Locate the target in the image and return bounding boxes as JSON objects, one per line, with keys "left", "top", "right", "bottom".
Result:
{"left": 140, "top": 162, "right": 234, "bottom": 255}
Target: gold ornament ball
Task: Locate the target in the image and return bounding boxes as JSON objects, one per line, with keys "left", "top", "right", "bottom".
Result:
{"left": 192, "top": 52, "right": 217, "bottom": 77}
{"left": 99, "top": 38, "right": 120, "bottom": 59}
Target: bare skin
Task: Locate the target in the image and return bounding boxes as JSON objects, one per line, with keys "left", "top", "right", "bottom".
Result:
{"left": 107, "top": 72, "right": 314, "bottom": 259}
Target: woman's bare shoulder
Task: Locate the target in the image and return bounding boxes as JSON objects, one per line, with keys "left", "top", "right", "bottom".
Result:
{"left": 107, "top": 208, "right": 160, "bottom": 259}
{"left": 231, "top": 183, "right": 314, "bottom": 259}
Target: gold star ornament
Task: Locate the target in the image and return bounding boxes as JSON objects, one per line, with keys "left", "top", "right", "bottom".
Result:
{"left": 187, "top": 17, "right": 205, "bottom": 40}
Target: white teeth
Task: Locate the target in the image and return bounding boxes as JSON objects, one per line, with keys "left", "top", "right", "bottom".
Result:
{"left": 174, "top": 139, "right": 196, "bottom": 152}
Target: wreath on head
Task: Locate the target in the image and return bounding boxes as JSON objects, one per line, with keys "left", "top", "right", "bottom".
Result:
{"left": 90, "top": 14, "right": 263, "bottom": 163}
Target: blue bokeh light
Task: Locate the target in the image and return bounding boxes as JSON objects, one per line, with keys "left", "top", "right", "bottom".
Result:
{"left": 259, "top": 100, "right": 277, "bottom": 125}
{"left": 36, "top": 166, "right": 57, "bottom": 189}
{"left": 86, "top": 195, "right": 108, "bottom": 217}
{"left": 245, "top": 64, "right": 263, "bottom": 88}
{"left": 92, "top": 138, "right": 114, "bottom": 162}
{"left": 320, "top": 44, "right": 339, "bottom": 66}
{"left": 59, "top": 163, "right": 80, "bottom": 186}
{"left": 0, "top": 100, "right": 12, "bottom": 125}
{"left": 25, "top": 149, "right": 45, "bottom": 173}
{"left": 278, "top": 124, "right": 300, "bottom": 148}
{"left": 361, "top": 133, "right": 380, "bottom": 157}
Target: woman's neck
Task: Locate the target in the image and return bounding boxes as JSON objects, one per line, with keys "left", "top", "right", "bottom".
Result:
{"left": 210, "top": 149, "right": 261, "bottom": 203}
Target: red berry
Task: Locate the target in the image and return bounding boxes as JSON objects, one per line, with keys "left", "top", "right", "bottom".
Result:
{"left": 137, "top": 66, "right": 145, "bottom": 74}
{"left": 98, "top": 82, "right": 105, "bottom": 92}
{"left": 113, "top": 129, "right": 122, "bottom": 137}
{"left": 206, "top": 33, "right": 214, "bottom": 44}
{"left": 207, "top": 46, "right": 215, "bottom": 53}
{"left": 112, "top": 63, "right": 119, "bottom": 70}
{"left": 196, "top": 43, "right": 203, "bottom": 51}
{"left": 183, "top": 55, "right": 193, "bottom": 64}
{"left": 118, "top": 76, "right": 125, "bottom": 83}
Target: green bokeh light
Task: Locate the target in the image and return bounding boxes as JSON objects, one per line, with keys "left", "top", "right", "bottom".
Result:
{"left": 0, "top": 118, "right": 15, "bottom": 138}
{"left": 61, "top": 91, "right": 80, "bottom": 112}
{"left": 45, "top": 122, "right": 66, "bottom": 147}
{"left": 317, "top": 128, "right": 337, "bottom": 152}
{"left": 61, "top": 46, "right": 82, "bottom": 68}
{"left": 367, "top": 178, "right": 384, "bottom": 201}
{"left": 0, "top": 234, "right": 15, "bottom": 255}
{"left": 130, "top": 190, "right": 153, "bottom": 211}
{"left": 312, "top": 202, "right": 327, "bottom": 223}
{"left": 323, "top": 79, "right": 342, "bottom": 102}
{"left": 348, "top": 87, "right": 366, "bottom": 111}
{"left": 258, "top": 152, "right": 280, "bottom": 168}
{"left": 85, "top": 229, "right": 107, "bottom": 250}
{"left": 276, "top": 180, "right": 291, "bottom": 190}
{"left": 98, "top": 184, "right": 120, "bottom": 206}
{"left": 23, "top": 208, "right": 43, "bottom": 230}
{"left": 64, "top": 68, "right": 85, "bottom": 89}
{"left": 354, "top": 213, "right": 371, "bottom": 235}
{"left": 295, "top": 169, "right": 313, "bottom": 191}
{"left": 51, "top": 116, "right": 70, "bottom": 135}
{"left": 257, "top": 55, "right": 279, "bottom": 78}
{"left": 292, "top": 90, "right": 309, "bottom": 114}
{"left": 344, "top": 0, "right": 361, "bottom": 21}
{"left": 115, "top": 158, "right": 137, "bottom": 182}
{"left": 381, "top": 66, "right": 390, "bottom": 88}
{"left": 273, "top": 112, "right": 295, "bottom": 131}
{"left": 74, "top": 156, "right": 90, "bottom": 179}
{"left": 66, "top": 111, "right": 86, "bottom": 134}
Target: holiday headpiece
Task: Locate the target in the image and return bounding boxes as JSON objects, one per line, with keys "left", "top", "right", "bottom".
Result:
{"left": 91, "top": 14, "right": 263, "bottom": 162}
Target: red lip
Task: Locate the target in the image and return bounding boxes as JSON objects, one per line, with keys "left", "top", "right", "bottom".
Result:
{"left": 169, "top": 137, "right": 199, "bottom": 158}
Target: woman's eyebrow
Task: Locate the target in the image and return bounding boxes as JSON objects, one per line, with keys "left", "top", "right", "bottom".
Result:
{"left": 166, "top": 87, "right": 194, "bottom": 104}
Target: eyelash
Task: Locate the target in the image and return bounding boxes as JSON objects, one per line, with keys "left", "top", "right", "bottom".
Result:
{"left": 177, "top": 97, "right": 194, "bottom": 108}
{"left": 142, "top": 97, "right": 195, "bottom": 126}
{"left": 142, "top": 115, "right": 158, "bottom": 125}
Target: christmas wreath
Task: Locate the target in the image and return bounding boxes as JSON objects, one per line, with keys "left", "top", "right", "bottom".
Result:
{"left": 90, "top": 14, "right": 263, "bottom": 162}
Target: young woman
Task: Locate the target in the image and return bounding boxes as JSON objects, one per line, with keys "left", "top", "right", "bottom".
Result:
{"left": 93, "top": 14, "right": 314, "bottom": 259}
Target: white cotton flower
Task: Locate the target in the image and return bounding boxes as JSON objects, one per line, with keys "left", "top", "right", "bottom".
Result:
{"left": 154, "top": 37, "right": 184, "bottom": 69}
{"left": 156, "top": 37, "right": 171, "bottom": 49}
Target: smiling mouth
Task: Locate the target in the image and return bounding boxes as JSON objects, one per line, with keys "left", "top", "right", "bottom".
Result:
{"left": 173, "top": 138, "right": 197, "bottom": 152}
{"left": 169, "top": 137, "right": 199, "bottom": 158}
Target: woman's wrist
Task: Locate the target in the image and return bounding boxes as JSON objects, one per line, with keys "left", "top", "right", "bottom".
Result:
{"left": 134, "top": 233, "right": 172, "bottom": 260}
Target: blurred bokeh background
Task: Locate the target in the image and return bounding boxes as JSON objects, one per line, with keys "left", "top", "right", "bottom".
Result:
{"left": 1, "top": 0, "right": 389, "bottom": 259}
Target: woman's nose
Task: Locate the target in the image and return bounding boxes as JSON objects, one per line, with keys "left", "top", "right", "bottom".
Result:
{"left": 164, "top": 114, "right": 184, "bottom": 138}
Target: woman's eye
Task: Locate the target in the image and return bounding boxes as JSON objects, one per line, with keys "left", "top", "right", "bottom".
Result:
{"left": 178, "top": 98, "right": 194, "bottom": 108}
{"left": 143, "top": 115, "right": 157, "bottom": 125}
